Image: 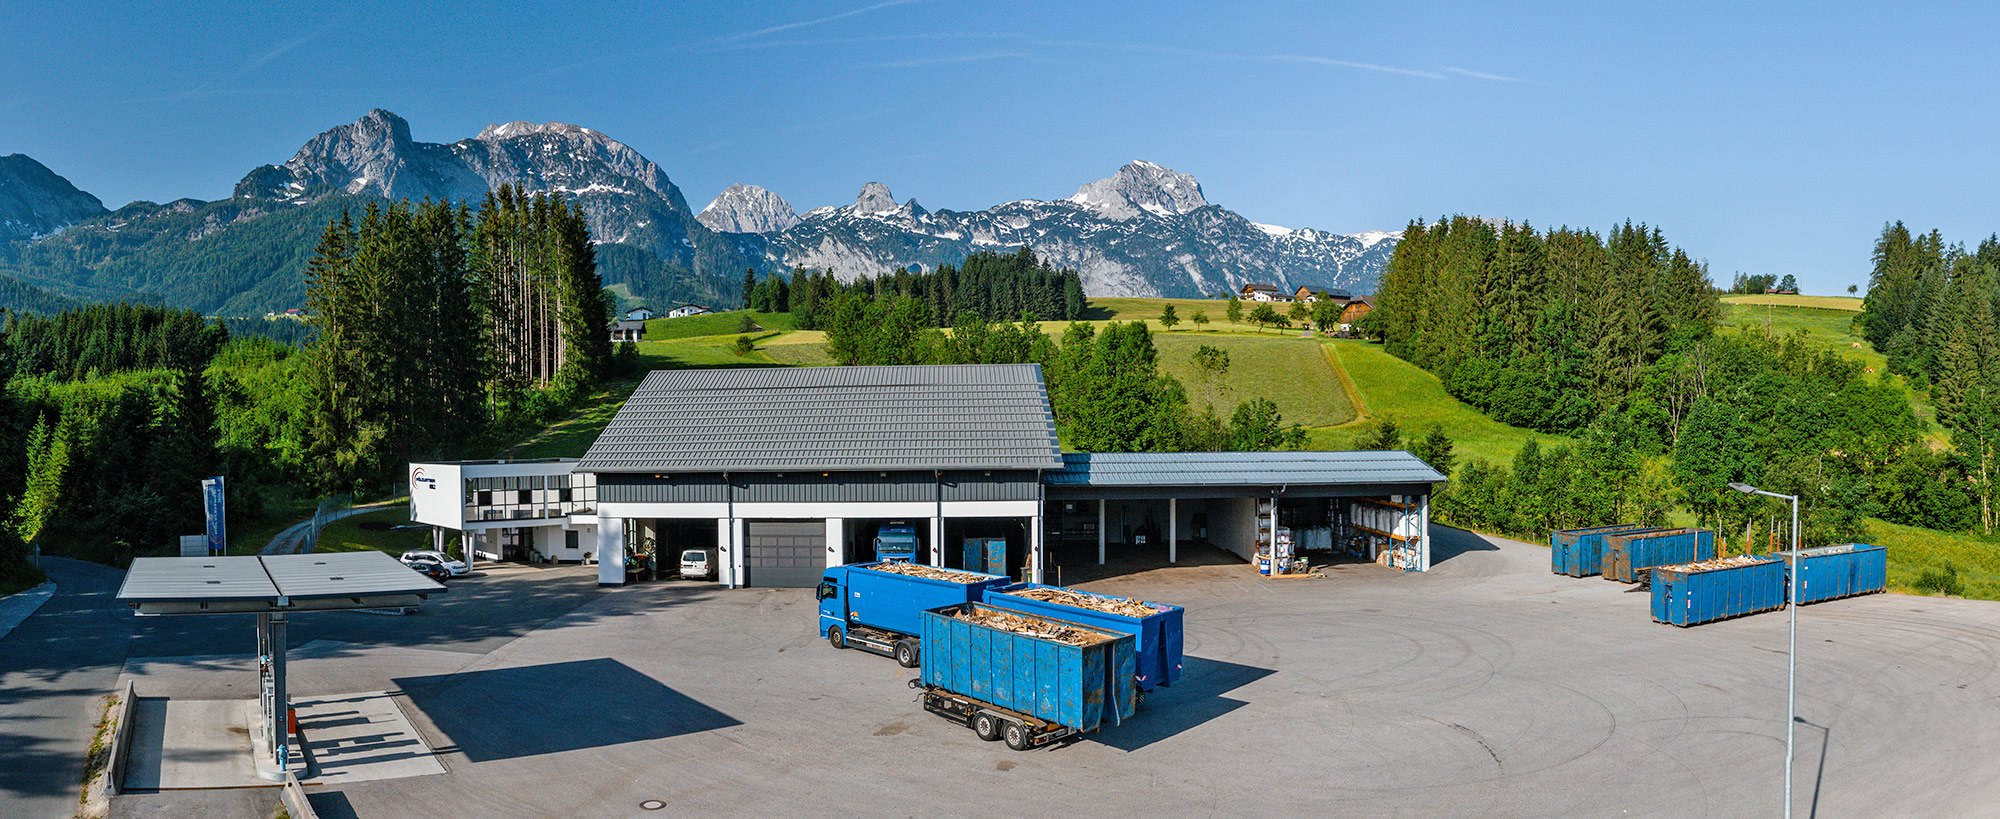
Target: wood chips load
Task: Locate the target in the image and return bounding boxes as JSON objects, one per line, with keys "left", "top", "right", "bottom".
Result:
{"left": 871, "top": 562, "right": 990, "bottom": 584}
{"left": 1008, "top": 586, "right": 1159, "bottom": 618}
{"left": 955, "top": 609, "right": 1107, "bottom": 646}
{"left": 1666, "top": 555, "right": 1774, "bottom": 573}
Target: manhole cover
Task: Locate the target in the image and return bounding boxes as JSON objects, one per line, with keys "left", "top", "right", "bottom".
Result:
{"left": 640, "top": 800, "right": 666, "bottom": 811}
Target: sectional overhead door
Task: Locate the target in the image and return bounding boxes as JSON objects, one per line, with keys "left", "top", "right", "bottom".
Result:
{"left": 743, "top": 521, "right": 826, "bottom": 588}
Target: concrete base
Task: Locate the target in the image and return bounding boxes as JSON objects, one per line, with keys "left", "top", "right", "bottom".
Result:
{"left": 120, "top": 698, "right": 269, "bottom": 790}
{"left": 249, "top": 704, "right": 306, "bottom": 782}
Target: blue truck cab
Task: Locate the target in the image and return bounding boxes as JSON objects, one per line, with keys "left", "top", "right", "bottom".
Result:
{"left": 817, "top": 562, "right": 1012, "bottom": 667}
{"left": 873, "top": 524, "right": 918, "bottom": 562}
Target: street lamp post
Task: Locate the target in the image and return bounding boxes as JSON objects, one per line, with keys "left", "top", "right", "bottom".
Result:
{"left": 1730, "top": 481, "right": 1800, "bottom": 819}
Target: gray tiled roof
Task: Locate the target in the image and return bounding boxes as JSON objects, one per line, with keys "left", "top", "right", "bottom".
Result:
{"left": 1047, "top": 450, "right": 1447, "bottom": 488}
{"left": 577, "top": 364, "right": 1063, "bottom": 473}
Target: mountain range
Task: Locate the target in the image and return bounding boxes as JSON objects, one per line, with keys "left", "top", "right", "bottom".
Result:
{"left": 0, "top": 109, "right": 1398, "bottom": 316}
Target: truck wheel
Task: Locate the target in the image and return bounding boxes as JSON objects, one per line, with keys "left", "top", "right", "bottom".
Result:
{"left": 827, "top": 625, "right": 846, "bottom": 649}
{"left": 1003, "top": 721, "right": 1032, "bottom": 751}
{"left": 894, "top": 640, "right": 919, "bottom": 668}
{"left": 973, "top": 713, "right": 1002, "bottom": 742}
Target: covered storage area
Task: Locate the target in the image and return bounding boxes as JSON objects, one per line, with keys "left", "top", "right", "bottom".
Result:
{"left": 1043, "top": 452, "right": 1447, "bottom": 576}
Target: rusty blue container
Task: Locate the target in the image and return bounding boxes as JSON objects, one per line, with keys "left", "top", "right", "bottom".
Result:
{"left": 1604, "top": 528, "right": 1716, "bottom": 583}
{"left": 1550, "top": 524, "right": 1658, "bottom": 577}
{"left": 1781, "top": 544, "right": 1888, "bottom": 604}
{"left": 985, "top": 583, "right": 1184, "bottom": 691}
{"left": 919, "top": 603, "right": 1137, "bottom": 733}
{"left": 1651, "top": 557, "right": 1787, "bottom": 626}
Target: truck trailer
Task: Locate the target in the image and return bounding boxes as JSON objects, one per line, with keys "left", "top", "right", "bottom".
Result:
{"left": 983, "top": 583, "right": 1184, "bottom": 691}
{"left": 913, "top": 602, "right": 1137, "bottom": 750}
{"left": 817, "top": 562, "right": 1013, "bottom": 667}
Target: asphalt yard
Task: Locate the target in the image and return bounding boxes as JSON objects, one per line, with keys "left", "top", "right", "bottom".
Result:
{"left": 36, "top": 529, "right": 2000, "bottom": 816}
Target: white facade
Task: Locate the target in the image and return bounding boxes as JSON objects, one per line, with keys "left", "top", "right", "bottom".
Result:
{"left": 666, "top": 304, "right": 712, "bottom": 319}
{"left": 409, "top": 459, "right": 597, "bottom": 563}
{"left": 624, "top": 307, "right": 655, "bottom": 321}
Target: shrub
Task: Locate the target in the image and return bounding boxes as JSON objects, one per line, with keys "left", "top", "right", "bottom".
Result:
{"left": 1915, "top": 562, "right": 1965, "bottom": 597}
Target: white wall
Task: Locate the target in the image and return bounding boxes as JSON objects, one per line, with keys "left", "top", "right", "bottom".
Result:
{"left": 1212, "top": 496, "right": 1260, "bottom": 562}
{"left": 408, "top": 462, "right": 464, "bottom": 528}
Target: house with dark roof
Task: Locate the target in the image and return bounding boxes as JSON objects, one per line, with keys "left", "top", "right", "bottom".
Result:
{"left": 412, "top": 364, "right": 1446, "bottom": 588}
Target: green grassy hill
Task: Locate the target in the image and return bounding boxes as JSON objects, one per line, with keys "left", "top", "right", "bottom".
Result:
{"left": 1322, "top": 339, "right": 1566, "bottom": 465}
{"left": 1153, "top": 333, "right": 1354, "bottom": 427}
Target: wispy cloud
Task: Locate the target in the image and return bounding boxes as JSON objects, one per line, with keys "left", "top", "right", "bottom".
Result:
{"left": 1443, "top": 66, "right": 1523, "bottom": 82}
{"left": 700, "top": 30, "right": 1026, "bottom": 55}
{"left": 713, "top": 0, "right": 923, "bottom": 44}
{"left": 1267, "top": 54, "right": 1445, "bottom": 80}
{"left": 174, "top": 14, "right": 351, "bottom": 101}
{"left": 875, "top": 51, "right": 1031, "bottom": 69}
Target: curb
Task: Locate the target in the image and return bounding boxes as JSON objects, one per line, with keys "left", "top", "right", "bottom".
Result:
{"left": 0, "top": 581, "right": 56, "bottom": 642}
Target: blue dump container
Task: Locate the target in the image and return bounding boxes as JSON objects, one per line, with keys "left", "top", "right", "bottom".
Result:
{"left": 983, "top": 583, "right": 1184, "bottom": 691}
{"left": 961, "top": 538, "right": 1007, "bottom": 576}
{"left": 1652, "top": 556, "right": 1787, "bottom": 626}
{"left": 1604, "top": 528, "right": 1716, "bottom": 583}
{"left": 920, "top": 603, "right": 1137, "bottom": 734}
{"left": 1781, "top": 544, "right": 1888, "bottom": 605}
{"left": 1551, "top": 524, "right": 1659, "bottom": 577}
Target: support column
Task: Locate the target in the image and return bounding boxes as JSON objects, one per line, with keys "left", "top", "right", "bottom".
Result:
{"left": 596, "top": 517, "right": 626, "bottom": 586}
{"left": 723, "top": 518, "right": 744, "bottom": 589}
{"left": 256, "top": 612, "right": 271, "bottom": 756}
{"left": 825, "top": 518, "right": 845, "bottom": 568}
{"left": 269, "top": 612, "right": 289, "bottom": 773}
{"left": 1030, "top": 514, "right": 1044, "bottom": 584}
{"left": 1098, "top": 499, "right": 1108, "bottom": 566}
{"left": 1169, "top": 497, "right": 1178, "bottom": 564}
{"left": 1419, "top": 493, "right": 1432, "bottom": 572}
{"left": 930, "top": 517, "right": 945, "bottom": 568}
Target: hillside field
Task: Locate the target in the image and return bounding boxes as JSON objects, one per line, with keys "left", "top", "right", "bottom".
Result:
{"left": 1153, "top": 333, "right": 1354, "bottom": 427}
{"left": 1720, "top": 293, "right": 1862, "bottom": 311}
{"left": 1321, "top": 339, "right": 1567, "bottom": 466}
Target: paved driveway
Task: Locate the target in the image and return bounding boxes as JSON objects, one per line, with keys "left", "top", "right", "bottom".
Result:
{"left": 17, "top": 531, "right": 2000, "bottom": 817}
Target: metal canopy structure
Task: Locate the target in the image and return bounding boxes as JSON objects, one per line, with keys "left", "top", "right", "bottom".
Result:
{"left": 116, "top": 552, "right": 445, "bottom": 777}
{"left": 1045, "top": 450, "right": 1448, "bottom": 499}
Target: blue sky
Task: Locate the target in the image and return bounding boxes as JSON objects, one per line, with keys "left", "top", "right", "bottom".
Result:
{"left": 4, "top": 1, "right": 1997, "bottom": 293}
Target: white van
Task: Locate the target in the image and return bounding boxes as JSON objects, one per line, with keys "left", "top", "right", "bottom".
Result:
{"left": 680, "top": 549, "right": 713, "bottom": 580}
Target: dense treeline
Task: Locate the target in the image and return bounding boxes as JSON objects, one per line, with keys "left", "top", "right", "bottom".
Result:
{"left": 1378, "top": 215, "right": 1951, "bottom": 547}
{"left": 0, "top": 305, "right": 226, "bottom": 579}
{"left": 750, "top": 248, "right": 1087, "bottom": 329}
{"left": 1378, "top": 217, "right": 1718, "bottom": 433}
{"left": 291, "top": 186, "right": 612, "bottom": 491}
{"left": 822, "top": 301, "right": 1303, "bottom": 453}
{"left": 0, "top": 186, "right": 619, "bottom": 575}
{"left": 1861, "top": 223, "right": 2000, "bottom": 529}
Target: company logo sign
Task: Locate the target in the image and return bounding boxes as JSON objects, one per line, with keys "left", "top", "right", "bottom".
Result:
{"left": 413, "top": 467, "right": 437, "bottom": 489}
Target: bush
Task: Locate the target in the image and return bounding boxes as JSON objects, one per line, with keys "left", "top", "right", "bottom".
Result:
{"left": 733, "top": 335, "right": 755, "bottom": 356}
{"left": 1915, "top": 562, "right": 1965, "bottom": 597}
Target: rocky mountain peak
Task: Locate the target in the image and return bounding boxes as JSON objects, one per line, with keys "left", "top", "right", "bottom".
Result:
{"left": 1068, "top": 160, "right": 1209, "bottom": 220}
{"left": 0, "top": 154, "right": 110, "bottom": 243}
{"left": 476, "top": 120, "right": 597, "bottom": 141}
{"left": 698, "top": 183, "right": 800, "bottom": 234}
{"left": 852, "top": 182, "right": 898, "bottom": 214}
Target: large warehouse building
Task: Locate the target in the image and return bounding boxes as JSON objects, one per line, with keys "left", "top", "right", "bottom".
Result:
{"left": 411, "top": 364, "right": 1446, "bottom": 587}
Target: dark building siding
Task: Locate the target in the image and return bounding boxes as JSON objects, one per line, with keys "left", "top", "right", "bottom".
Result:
{"left": 598, "top": 473, "right": 730, "bottom": 504}
{"left": 940, "top": 470, "right": 1040, "bottom": 502}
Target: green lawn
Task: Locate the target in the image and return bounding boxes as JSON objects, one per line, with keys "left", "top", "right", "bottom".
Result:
{"left": 1865, "top": 517, "right": 2000, "bottom": 600}
{"left": 1719, "top": 302, "right": 1881, "bottom": 372}
{"left": 1321, "top": 339, "right": 1568, "bottom": 465}
{"left": 643, "top": 310, "right": 795, "bottom": 340}
{"left": 315, "top": 507, "right": 433, "bottom": 557}
{"left": 1153, "top": 333, "right": 1355, "bottom": 427}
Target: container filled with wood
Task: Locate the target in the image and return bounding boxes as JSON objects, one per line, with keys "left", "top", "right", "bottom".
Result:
{"left": 1004, "top": 586, "right": 1162, "bottom": 618}
{"left": 869, "top": 562, "right": 992, "bottom": 584}
{"left": 950, "top": 608, "right": 1112, "bottom": 646}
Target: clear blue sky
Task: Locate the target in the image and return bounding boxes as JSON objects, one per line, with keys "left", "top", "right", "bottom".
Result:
{"left": 5, "top": 1, "right": 1997, "bottom": 294}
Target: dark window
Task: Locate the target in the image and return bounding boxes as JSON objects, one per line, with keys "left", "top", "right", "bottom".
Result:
{"left": 517, "top": 489, "right": 532, "bottom": 505}
{"left": 477, "top": 490, "right": 492, "bottom": 506}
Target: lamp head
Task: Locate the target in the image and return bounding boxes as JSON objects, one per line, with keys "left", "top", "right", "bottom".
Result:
{"left": 1728, "top": 482, "right": 1757, "bottom": 494}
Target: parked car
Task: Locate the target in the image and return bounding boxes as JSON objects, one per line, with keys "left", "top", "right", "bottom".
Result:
{"left": 400, "top": 550, "right": 468, "bottom": 576}
{"left": 680, "top": 549, "right": 713, "bottom": 580}
{"left": 406, "top": 559, "right": 451, "bottom": 582}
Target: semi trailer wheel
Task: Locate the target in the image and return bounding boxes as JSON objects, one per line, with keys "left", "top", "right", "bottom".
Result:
{"left": 827, "top": 625, "right": 846, "bottom": 649}
{"left": 973, "top": 713, "right": 1002, "bottom": 741}
{"left": 1004, "top": 721, "right": 1031, "bottom": 751}
{"left": 894, "top": 639, "right": 919, "bottom": 668}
